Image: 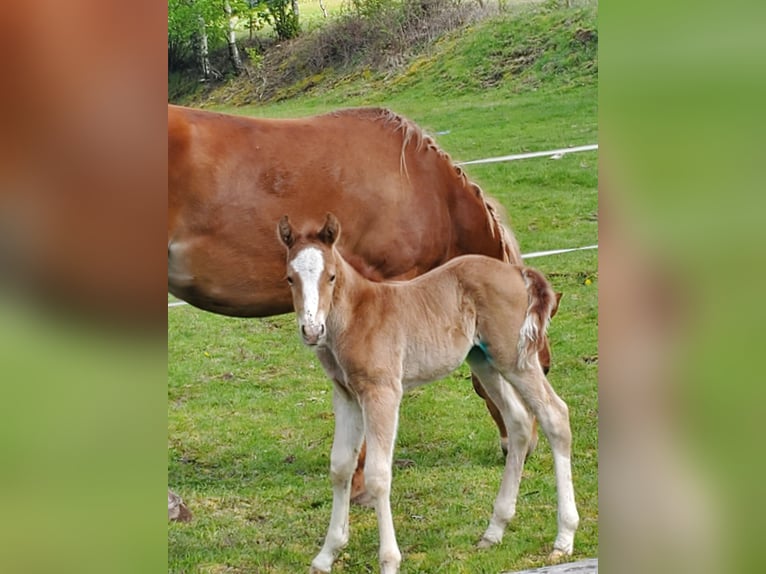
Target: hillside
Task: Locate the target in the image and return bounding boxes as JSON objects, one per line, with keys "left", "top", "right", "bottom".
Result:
{"left": 169, "top": 1, "right": 597, "bottom": 107}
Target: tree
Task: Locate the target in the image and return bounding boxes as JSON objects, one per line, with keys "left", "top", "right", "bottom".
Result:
{"left": 168, "top": 0, "right": 269, "bottom": 78}
{"left": 265, "top": 0, "right": 300, "bottom": 40}
{"left": 223, "top": 1, "right": 245, "bottom": 75}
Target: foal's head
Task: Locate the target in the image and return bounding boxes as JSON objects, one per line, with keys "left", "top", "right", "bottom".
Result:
{"left": 277, "top": 213, "right": 341, "bottom": 346}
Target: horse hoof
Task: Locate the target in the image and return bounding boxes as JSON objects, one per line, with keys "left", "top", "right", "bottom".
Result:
{"left": 168, "top": 490, "right": 193, "bottom": 522}
{"left": 350, "top": 491, "right": 375, "bottom": 508}
{"left": 477, "top": 536, "right": 497, "bottom": 549}
{"left": 547, "top": 548, "right": 570, "bottom": 563}
{"left": 309, "top": 566, "right": 330, "bottom": 574}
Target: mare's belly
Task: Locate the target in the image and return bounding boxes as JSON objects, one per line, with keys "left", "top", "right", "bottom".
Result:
{"left": 167, "top": 239, "right": 292, "bottom": 318}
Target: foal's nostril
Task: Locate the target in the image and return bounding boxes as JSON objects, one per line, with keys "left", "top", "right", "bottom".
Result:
{"left": 301, "top": 325, "right": 307, "bottom": 337}
{"left": 320, "top": 324, "right": 326, "bottom": 335}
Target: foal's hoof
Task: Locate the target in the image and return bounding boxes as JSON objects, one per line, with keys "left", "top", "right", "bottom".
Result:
{"left": 309, "top": 566, "right": 330, "bottom": 574}
{"left": 547, "top": 548, "right": 570, "bottom": 563}
{"left": 477, "top": 536, "right": 498, "bottom": 549}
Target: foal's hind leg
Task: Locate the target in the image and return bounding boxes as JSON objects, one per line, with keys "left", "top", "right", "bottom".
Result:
{"left": 311, "top": 384, "right": 364, "bottom": 574}
{"left": 505, "top": 362, "right": 579, "bottom": 559}
{"left": 472, "top": 372, "right": 539, "bottom": 460}
{"left": 467, "top": 354, "right": 535, "bottom": 548}
{"left": 472, "top": 323, "right": 560, "bottom": 459}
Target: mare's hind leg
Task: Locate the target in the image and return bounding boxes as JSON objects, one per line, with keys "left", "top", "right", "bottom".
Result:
{"left": 466, "top": 352, "right": 535, "bottom": 549}
{"left": 311, "top": 384, "right": 364, "bottom": 574}
{"left": 471, "top": 373, "right": 509, "bottom": 455}
{"left": 349, "top": 442, "right": 372, "bottom": 506}
{"left": 504, "top": 360, "right": 579, "bottom": 559}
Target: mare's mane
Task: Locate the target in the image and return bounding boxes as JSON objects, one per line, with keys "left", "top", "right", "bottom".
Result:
{"left": 326, "top": 108, "right": 519, "bottom": 264}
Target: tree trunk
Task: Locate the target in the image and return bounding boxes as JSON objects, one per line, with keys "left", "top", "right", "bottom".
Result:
{"left": 198, "top": 17, "right": 211, "bottom": 80}
{"left": 223, "top": 1, "right": 244, "bottom": 75}
{"left": 291, "top": 0, "right": 300, "bottom": 20}
{"left": 318, "top": 0, "right": 328, "bottom": 18}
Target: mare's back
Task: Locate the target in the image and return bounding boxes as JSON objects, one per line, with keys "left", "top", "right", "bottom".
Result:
{"left": 168, "top": 106, "right": 511, "bottom": 316}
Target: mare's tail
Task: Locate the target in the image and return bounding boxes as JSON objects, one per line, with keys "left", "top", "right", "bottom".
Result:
{"left": 516, "top": 267, "right": 557, "bottom": 371}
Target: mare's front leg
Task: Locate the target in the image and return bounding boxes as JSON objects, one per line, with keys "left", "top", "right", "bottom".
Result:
{"left": 360, "top": 380, "right": 403, "bottom": 574}
{"left": 310, "top": 384, "right": 364, "bottom": 574}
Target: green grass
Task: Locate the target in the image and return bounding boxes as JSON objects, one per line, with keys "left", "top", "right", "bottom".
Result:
{"left": 169, "top": 3, "right": 597, "bottom": 572}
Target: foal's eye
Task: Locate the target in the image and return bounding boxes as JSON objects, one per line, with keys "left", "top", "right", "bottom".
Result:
{"left": 329, "top": 274, "right": 336, "bottom": 283}
{"left": 286, "top": 276, "right": 294, "bottom": 285}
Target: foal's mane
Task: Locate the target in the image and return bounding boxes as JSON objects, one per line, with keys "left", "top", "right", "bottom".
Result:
{"left": 327, "top": 107, "right": 519, "bottom": 264}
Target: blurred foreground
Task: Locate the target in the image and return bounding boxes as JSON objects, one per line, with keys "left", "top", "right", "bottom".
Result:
{"left": 601, "top": 2, "right": 766, "bottom": 572}
{"left": 0, "top": 2, "right": 167, "bottom": 573}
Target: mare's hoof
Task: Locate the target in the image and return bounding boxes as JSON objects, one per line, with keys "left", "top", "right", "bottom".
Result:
{"left": 350, "top": 491, "right": 375, "bottom": 508}
{"left": 309, "top": 566, "right": 330, "bottom": 574}
{"left": 168, "top": 490, "right": 192, "bottom": 522}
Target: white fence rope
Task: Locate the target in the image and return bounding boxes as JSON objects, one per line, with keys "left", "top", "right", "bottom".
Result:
{"left": 521, "top": 244, "right": 598, "bottom": 259}
{"left": 458, "top": 144, "right": 598, "bottom": 166}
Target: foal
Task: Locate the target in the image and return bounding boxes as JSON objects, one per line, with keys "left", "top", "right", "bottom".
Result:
{"left": 278, "top": 214, "right": 578, "bottom": 574}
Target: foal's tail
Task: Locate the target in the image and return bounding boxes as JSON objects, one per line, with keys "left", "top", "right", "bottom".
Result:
{"left": 517, "top": 267, "right": 557, "bottom": 371}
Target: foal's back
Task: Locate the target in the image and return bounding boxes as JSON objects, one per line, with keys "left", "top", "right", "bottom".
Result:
{"left": 358, "top": 256, "right": 535, "bottom": 387}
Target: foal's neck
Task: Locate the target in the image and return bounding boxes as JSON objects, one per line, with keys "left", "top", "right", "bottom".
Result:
{"left": 330, "top": 248, "right": 380, "bottom": 316}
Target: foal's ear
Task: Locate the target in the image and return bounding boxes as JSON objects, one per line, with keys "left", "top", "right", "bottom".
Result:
{"left": 277, "top": 215, "right": 295, "bottom": 248}
{"left": 318, "top": 212, "right": 341, "bottom": 245}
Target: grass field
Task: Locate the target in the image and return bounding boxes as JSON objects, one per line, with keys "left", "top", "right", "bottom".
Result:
{"left": 169, "top": 3, "right": 597, "bottom": 572}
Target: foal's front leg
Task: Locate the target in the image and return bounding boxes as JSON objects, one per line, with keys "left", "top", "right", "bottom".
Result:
{"left": 361, "top": 381, "right": 403, "bottom": 574}
{"left": 310, "top": 384, "right": 364, "bottom": 574}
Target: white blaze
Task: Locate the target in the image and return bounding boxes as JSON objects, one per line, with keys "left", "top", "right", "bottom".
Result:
{"left": 290, "top": 247, "right": 325, "bottom": 325}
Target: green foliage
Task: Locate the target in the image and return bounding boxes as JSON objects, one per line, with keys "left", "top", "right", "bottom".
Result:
{"left": 168, "top": 0, "right": 270, "bottom": 72}
{"left": 346, "top": 0, "right": 391, "bottom": 19}
{"left": 265, "top": 0, "right": 301, "bottom": 39}
{"left": 245, "top": 46, "right": 265, "bottom": 70}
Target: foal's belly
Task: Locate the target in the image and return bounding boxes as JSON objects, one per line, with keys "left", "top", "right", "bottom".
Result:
{"left": 401, "top": 346, "right": 471, "bottom": 390}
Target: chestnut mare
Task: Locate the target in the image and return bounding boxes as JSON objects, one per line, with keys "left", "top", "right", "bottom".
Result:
{"left": 168, "top": 104, "right": 549, "bottom": 503}
{"left": 278, "top": 213, "right": 578, "bottom": 574}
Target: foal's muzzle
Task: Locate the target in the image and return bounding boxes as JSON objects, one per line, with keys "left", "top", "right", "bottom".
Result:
{"left": 301, "top": 323, "right": 326, "bottom": 346}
